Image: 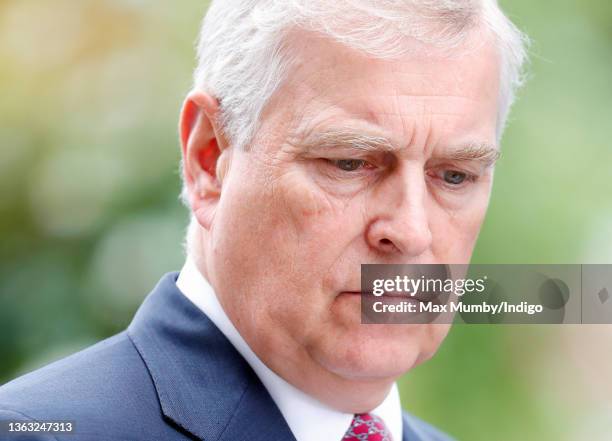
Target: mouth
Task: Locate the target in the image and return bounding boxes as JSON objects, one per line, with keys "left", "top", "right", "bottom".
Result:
{"left": 340, "top": 290, "right": 442, "bottom": 304}
{"left": 338, "top": 290, "right": 451, "bottom": 325}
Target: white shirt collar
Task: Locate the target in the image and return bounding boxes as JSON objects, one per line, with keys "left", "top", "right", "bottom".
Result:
{"left": 176, "top": 256, "right": 403, "bottom": 441}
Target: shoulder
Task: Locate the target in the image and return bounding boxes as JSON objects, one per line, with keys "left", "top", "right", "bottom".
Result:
{"left": 0, "top": 332, "right": 184, "bottom": 440}
{"left": 402, "top": 410, "right": 456, "bottom": 441}
{"left": 0, "top": 332, "right": 145, "bottom": 410}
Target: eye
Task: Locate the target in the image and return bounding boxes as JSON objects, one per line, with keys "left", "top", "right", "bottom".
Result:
{"left": 331, "top": 159, "right": 369, "bottom": 172}
{"left": 443, "top": 170, "right": 468, "bottom": 185}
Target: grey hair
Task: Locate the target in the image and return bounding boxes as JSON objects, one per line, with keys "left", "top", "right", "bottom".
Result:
{"left": 181, "top": 0, "right": 529, "bottom": 250}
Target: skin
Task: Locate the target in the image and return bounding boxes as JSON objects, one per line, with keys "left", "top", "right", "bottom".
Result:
{"left": 180, "top": 29, "right": 501, "bottom": 413}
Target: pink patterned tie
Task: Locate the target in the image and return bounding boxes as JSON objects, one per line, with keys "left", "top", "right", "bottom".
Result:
{"left": 342, "top": 413, "right": 393, "bottom": 441}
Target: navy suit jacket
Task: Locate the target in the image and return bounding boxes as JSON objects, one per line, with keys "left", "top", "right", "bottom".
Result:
{"left": 0, "top": 273, "right": 454, "bottom": 441}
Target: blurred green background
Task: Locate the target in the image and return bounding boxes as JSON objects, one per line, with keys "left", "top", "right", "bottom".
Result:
{"left": 0, "top": 1, "right": 611, "bottom": 440}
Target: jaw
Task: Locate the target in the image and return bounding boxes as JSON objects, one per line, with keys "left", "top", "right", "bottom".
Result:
{"left": 253, "top": 318, "right": 448, "bottom": 412}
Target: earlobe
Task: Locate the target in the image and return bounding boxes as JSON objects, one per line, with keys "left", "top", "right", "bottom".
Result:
{"left": 179, "top": 90, "right": 228, "bottom": 231}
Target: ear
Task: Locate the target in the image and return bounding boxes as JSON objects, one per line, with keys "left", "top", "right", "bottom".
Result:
{"left": 179, "top": 90, "right": 229, "bottom": 230}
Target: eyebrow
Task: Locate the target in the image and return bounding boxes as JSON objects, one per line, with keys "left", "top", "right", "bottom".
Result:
{"left": 291, "top": 128, "right": 500, "bottom": 166}
{"left": 444, "top": 143, "right": 501, "bottom": 167}
{"left": 291, "top": 128, "right": 396, "bottom": 153}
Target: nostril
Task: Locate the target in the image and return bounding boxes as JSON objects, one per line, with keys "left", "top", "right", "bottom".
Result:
{"left": 377, "top": 238, "right": 400, "bottom": 254}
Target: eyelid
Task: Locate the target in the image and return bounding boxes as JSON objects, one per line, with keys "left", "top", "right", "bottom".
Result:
{"left": 427, "top": 168, "right": 479, "bottom": 191}
{"left": 317, "top": 158, "right": 378, "bottom": 179}
{"left": 327, "top": 158, "right": 374, "bottom": 170}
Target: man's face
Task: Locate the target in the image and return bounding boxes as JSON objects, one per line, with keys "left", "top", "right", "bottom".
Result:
{"left": 205, "top": 32, "right": 500, "bottom": 399}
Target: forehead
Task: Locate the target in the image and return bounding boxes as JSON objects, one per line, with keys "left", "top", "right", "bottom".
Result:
{"left": 262, "top": 29, "right": 501, "bottom": 150}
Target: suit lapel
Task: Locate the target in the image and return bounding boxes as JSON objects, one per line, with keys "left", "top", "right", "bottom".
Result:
{"left": 128, "top": 273, "right": 296, "bottom": 441}
{"left": 403, "top": 413, "right": 423, "bottom": 441}
{"left": 402, "top": 411, "right": 447, "bottom": 441}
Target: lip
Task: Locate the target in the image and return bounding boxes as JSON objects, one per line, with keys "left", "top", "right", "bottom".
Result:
{"left": 340, "top": 290, "right": 440, "bottom": 303}
{"left": 341, "top": 290, "right": 450, "bottom": 325}
{"left": 341, "top": 291, "right": 419, "bottom": 298}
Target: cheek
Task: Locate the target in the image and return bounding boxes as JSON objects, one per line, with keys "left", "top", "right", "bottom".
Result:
{"left": 209, "top": 158, "right": 286, "bottom": 276}
{"left": 415, "top": 324, "right": 452, "bottom": 365}
{"left": 280, "top": 170, "right": 335, "bottom": 228}
{"left": 430, "top": 193, "right": 490, "bottom": 261}
{"left": 277, "top": 171, "right": 364, "bottom": 257}
{"left": 278, "top": 172, "right": 372, "bottom": 269}
{"left": 275, "top": 172, "right": 369, "bottom": 292}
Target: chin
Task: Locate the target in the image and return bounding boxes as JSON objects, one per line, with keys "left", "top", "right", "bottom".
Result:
{"left": 313, "top": 324, "right": 439, "bottom": 381}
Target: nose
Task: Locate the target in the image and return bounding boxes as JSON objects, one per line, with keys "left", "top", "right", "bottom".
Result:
{"left": 365, "top": 165, "right": 432, "bottom": 257}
